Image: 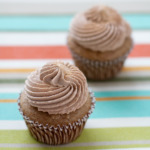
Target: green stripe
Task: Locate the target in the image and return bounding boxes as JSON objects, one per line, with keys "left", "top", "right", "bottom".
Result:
{"left": 0, "top": 127, "right": 150, "bottom": 144}
{"left": 1, "top": 76, "right": 150, "bottom": 83}
{"left": 0, "top": 79, "right": 25, "bottom": 83}
{"left": 1, "top": 145, "right": 150, "bottom": 150}
{"left": 0, "top": 14, "right": 149, "bottom": 31}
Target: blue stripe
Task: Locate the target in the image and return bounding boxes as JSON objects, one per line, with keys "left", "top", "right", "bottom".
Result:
{"left": 0, "top": 14, "right": 149, "bottom": 31}
{"left": 1, "top": 100, "right": 150, "bottom": 120}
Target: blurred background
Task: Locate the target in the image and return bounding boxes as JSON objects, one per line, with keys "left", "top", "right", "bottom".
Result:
{"left": 0, "top": 0, "right": 150, "bottom": 14}
{"left": 0, "top": 0, "right": 150, "bottom": 149}
{"left": 0, "top": 0, "right": 150, "bottom": 31}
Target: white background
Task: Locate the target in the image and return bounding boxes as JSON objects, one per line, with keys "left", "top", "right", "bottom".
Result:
{"left": 0, "top": 0, "right": 150, "bottom": 14}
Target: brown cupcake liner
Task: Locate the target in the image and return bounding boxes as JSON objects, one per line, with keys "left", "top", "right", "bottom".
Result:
{"left": 69, "top": 45, "right": 133, "bottom": 80}
{"left": 18, "top": 91, "right": 95, "bottom": 145}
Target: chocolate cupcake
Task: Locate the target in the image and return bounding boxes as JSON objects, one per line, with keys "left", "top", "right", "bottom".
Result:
{"left": 18, "top": 62, "right": 95, "bottom": 145}
{"left": 67, "top": 5, "right": 133, "bottom": 80}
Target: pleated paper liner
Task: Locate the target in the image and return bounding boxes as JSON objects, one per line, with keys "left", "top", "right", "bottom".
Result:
{"left": 70, "top": 44, "right": 133, "bottom": 80}
{"left": 18, "top": 91, "right": 95, "bottom": 145}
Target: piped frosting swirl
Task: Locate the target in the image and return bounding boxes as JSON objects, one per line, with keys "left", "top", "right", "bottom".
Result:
{"left": 69, "top": 5, "right": 131, "bottom": 52}
{"left": 24, "top": 62, "right": 88, "bottom": 115}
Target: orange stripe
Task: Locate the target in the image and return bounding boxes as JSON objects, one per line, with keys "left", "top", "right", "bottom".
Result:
{"left": 96, "top": 97, "right": 150, "bottom": 101}
{"left": 0, "top": 44, "right": 149, "bottom": 59}
{"left": 0, "top": 46, "right": 71, "bottom": 59}
{"left": 129, "top": 45, "right": 150, "bottom": 57}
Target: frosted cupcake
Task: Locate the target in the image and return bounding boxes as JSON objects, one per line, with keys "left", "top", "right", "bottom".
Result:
{"left": 67, "top": 5, "right": 133, "bottom": 80}
{"left": 18, "top": 62, "right": 95, "bottom": 145}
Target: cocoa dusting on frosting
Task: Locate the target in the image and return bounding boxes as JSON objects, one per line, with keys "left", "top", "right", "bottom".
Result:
{"left": 24, "top": 62, "right": 88, "bottom": 115}
{"left": 69, "top": 5, "right": 131, "bottom": 52}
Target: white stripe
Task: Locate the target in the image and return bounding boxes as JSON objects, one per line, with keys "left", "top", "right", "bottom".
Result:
{"left": 117, "top": 70, "right": 150, "bottom": 78}
{"left": 0, "top": 140, "right": 150, "bottom": 147}
{"left": 0, "top": 0, "right": 149, "bottom": 14}
{"left": 0, "top": 73, "right": 29, "bottom": 79}
{"left": 132, "top": 31, "right": 150, "bottom": 44}
{"left": 1, "top": 118, "right": 150, "bottom": 130}
{"left": 124, "top": 58, "right": 150, "bottom": 67}
{"left": 0, "top": 32, "right": 67, "bottom": 46}
{"left": 85, "top": 118, "right": 150, "bottom": 128}
{"left": 0, "top": 121, "right": 27, "bottom": 130}
{"left": 89, "top": 81, "right": 150, "bottom": 91}
{"left": 1, "top": 70, "right": 150, "bottom": 79}
{"left": 0, "top": 31, "right": 149, "bottom": 46}
{"left": 0, "top": 81, "right": 150, "bottom": 92}
{"left": 0, "top": 58, "right": 150, "bottom": 69}
{"left": 0, "top": 86, "right": 23, "bottom": 93}
{"left": 0, "top": 59, "right": 73, "bottom": 69}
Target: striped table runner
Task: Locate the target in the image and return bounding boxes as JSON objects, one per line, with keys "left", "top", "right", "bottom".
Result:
{"left": 0, "top": 14, "right": 150, "bottom": 149}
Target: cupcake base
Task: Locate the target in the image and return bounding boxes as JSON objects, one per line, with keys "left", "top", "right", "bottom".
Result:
{"left": 18, "top": 91, "right": 95, "bottom": 145}
{"left": 67, "top": 35, "right": 133, "bottom": 80}
{"left": 71, "top": 50, "right": 126, "bottom": 80}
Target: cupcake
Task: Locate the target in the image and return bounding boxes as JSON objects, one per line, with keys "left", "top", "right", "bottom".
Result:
{"left": 18, "top": 62, "right": 95, "bottom": 145}
{"left": 67, "top": 5, "right": 133, "bottom": 80}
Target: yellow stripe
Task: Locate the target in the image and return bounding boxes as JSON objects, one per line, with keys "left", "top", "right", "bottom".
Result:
{"left": 96, "top": 97, "right": 150, "bottom": 101}
{"left": 1, "top": 97, "right": 150, "bottom": 103}
{"left": 0, "top": 68, "right": 35, "bottom": 73}
{"left": 123, "top": 67, "right": 150, "bottom": 71}
{"left": 0, "top": 67, "right": 150, "bottom": 73}
{"left": 0, "top": 99, "right": 17, "bottom": 102}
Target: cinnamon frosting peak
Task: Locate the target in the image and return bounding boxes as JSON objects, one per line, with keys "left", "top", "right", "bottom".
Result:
{"left": 69, "top": 5, "right": 131, "bottom": 52}
{"left": 40, "top": 63, "right": 70, "bottom": 87}
{"left": 24, "top": 62, "right": 88, "bottom": 115}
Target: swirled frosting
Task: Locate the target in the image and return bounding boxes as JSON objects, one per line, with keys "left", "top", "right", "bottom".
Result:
{"left": 24, "top": 62, "right": 88, "bottom": 115}
{"left": 69, "top": 5, "right": 131, "bottom": 52}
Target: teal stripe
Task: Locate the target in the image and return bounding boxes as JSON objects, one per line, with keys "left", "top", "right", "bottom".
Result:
{"left": 123, "top": 14, "right": 150, "bottom": 30}
{"left": 91, "top": 100, "right": 150, "bottom": 118}
{"left": 0, "top": 103, "right": 23, "bottom": 120}
{"left": 0, "top": 16, "right": 71, "bottom": 31}
{"left": 94, "top": 90, "right": 150, "bottom": 98}
{"left": 0, "top": 14, "right": 149, "bottom": 31}
{"left": 0, "top": 93, "right": 19, "bottom": 99}
{"left": 1, "top": 100, "right": 150, "bottom": 120}
{"left": 1, "top": 91, "right": 150, "bottom": 99}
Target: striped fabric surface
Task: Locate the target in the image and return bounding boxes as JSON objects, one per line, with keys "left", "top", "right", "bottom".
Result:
{"left": 0, "top": 13, "right": 150, "bottom": 150}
